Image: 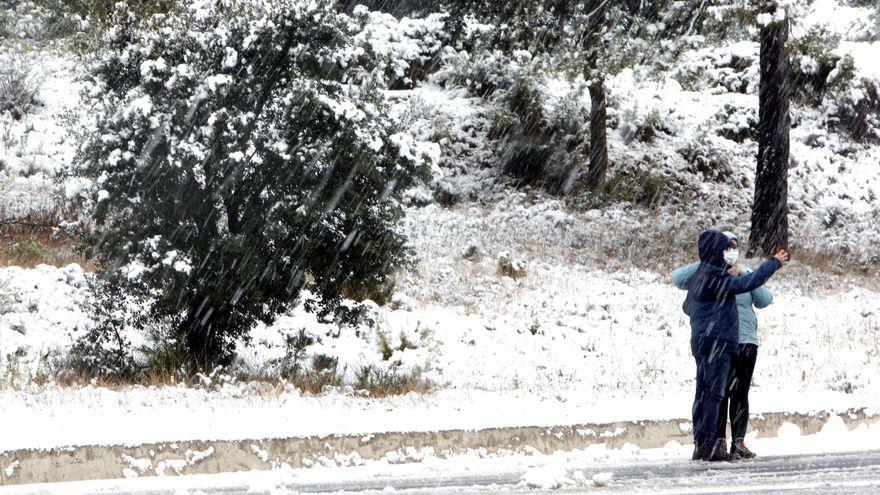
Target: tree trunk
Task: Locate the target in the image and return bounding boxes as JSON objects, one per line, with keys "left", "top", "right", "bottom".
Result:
{"left": 586, "top": 78, "right": 609, "bottom": 191}
{"left": 584, "top": 0, "right": 609, "bottom": 191}
{"left": 849, "top": 96, "right": 871, "bottom": 142}
{"left": 183, "top": 299, "right": 230, "bottom": 369}
{"left": 748, "top": 8, "right": 789, "bottom": 257}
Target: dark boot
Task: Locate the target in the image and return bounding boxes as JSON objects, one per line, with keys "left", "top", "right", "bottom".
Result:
{"left": 693, "top": 442, "right": 712, "bottom": 461}
{"left": 731, "top": 438, "right": 757, "bottom": 459}
{"left": 707, "top": 438, "right": 732, "bottom": 462}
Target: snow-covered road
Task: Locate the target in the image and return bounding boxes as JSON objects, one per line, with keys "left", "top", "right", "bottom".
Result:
{"left": 5, "top": 450, "right": 880, "bottom": 495}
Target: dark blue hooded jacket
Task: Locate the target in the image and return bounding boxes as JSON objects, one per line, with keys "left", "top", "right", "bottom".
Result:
{"left": 684, "top": 230, "right": 782, "bottom": 357}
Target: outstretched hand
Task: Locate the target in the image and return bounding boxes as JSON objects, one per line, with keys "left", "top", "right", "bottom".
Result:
{"left": 774, "top": 250, "right": 789, "bottom": 264}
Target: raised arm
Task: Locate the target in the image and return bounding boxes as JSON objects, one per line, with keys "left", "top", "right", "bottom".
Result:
{"left": 727, "top": 258, "right": 782, "bottom": 295}
{"left": 671, "top": 262, "right": 700, "bottom": 290}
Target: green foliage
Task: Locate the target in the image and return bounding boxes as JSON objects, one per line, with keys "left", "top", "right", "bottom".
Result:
{"left": 444, "top": 46, "right": 586, "bottom": 193}
{"left": 67, "top": 279, "right": 139, "bottom": 380}
{"left": 678, "top": 133, "right": 734, "bottom": 183}
{"left": 377, "top": 329, "right": 394, "bottom": 361}
{"left": 713, "top": 103, "right": 757, "bottom": 143}
{"left": 280, "top": 329, "right": 314, "bottom": 379}
{"left": 139, "top": 322, "right": 191, "bottom": 379}
{"left": 67, "top": 0, "right": 177, "bottom": 21}
{"left": 345, "top": 7, "right": 450, "bottom": 90}
{"left": 73, "top": 0, "right": 434, "bottom": 367}
{"left": 354, "top": 364, "right": 429, "bottom": 395}
{"left": 4, "top": 238, "right": 48, "bottom": 264}
{"left": 599, "top": 166, "right": 671, "bottom": 208}
{"left": 790, "top": 24, "right": 845, "bottom": 105}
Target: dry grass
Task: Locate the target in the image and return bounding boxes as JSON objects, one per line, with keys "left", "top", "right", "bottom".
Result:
{"left": 25, "top": 364, "right": 434, "bottom": 398}
{"left": 0, "top": 195, "right": 94, "bottom": 269}
{"left": 0, "top": 230, "right": 92, "bottom": 269}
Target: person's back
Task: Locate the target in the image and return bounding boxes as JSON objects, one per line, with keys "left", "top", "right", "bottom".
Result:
{"left": 684, "top": 231, "right": 780, "bottom": 357}
{"left": 685, "top": 232, "right": 740, "bottom": 357}
{"left": 671, "top": 230, "right": 774, "bottom": 347}
{"left": 683, "top": 230, "right": 787, "bottom": 461}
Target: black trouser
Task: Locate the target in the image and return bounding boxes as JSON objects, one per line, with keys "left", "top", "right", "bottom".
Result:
{"left": 716, "top": 343, "right": 758, "bottom": 442}
{"left": 693, "top": 351, "right": 732, "bottom": 451}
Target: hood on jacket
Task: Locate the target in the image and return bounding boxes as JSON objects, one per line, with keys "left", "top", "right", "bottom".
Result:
{"left": 698, "top": 230, "right": 733, "bottom": 267}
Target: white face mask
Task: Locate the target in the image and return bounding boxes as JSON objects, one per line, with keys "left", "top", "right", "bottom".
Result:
{"left": 724, "top": 249, "right": 739, "bottom": 266}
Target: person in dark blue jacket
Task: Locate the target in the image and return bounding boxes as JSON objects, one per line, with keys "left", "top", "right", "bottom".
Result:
{"left": 684, "top": 230, "right": 788, "bottom": 461}
{"left": 673, "top": 231, "right": 774, "bottom": 460}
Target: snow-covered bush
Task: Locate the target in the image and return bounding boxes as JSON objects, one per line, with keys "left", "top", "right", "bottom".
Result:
{"left": 440, "top": 46, "right": 586, "bottom": 193}
{"left": 668, "top": 41, "right": 758, "bottom": 94}
{"left": 598, "top": 162, "right": 673, "bottom": 208}
{"left": 0, "top": 0, "right": 82, "bottom": 39}
{"left": 618, "top": 108, "right": 670, "bottom": 144}
{"left": 338, "top": 0, "right": 430, "bottom": 17}
{"left": 790, "top": 24, "right": 845, "bottom": 105}
{"left": 346, "top": 6, "right": 451, "bottom": 89}
{"left": 277, "top": 328, "right": 314, "bottom": 379}
{"left": 788, "top": 10, "right": 880, "bottom": 141}
{"left": 806, "top": 51, "right": 880, "bottom": 141}
{"left": 64, "top": 0, "right": 177, "bottom": 24}
{"left": 830, "top": 76, "right": 880, "bottom": 142}
{"left": 845, "top": 0, "right": 880, "bottom": 8}
{"left": 66, "top": 279, "right": 140, "bottom": 380}
{"left": 445, "top": 0, "right": 573, "bottom": 56}
{"left": 0, "top": 65, "right": 41, "bottom": 120}
{"left": 71, "top": 0, "right": 435, "bottom": 367}
{"left": 0, "top": 275, "right": 15, "bottom": 315}
{"left": 490, "top": 66, "right": 587, "bottom": 192}
{"left": 713, "top": 102, "right": 757, "bottom": 143}
{"left": 678, "top": 133, "right": 736, "bottom": 184}
{"left": 496, "top": 251, "right": 527, "bottom": 279}
{"left": 440, "top": 47, "right": 534, "bottom": 99}
{"left": 870, "top": 9, "right": 880, "bottom": 42}
{"left": 654, "top": 0, "right": 759, "bottom": 41}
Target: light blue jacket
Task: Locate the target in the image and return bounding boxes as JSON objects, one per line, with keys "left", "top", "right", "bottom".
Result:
{"left": 671, "top": 262, "right": 773, "bottom": 346}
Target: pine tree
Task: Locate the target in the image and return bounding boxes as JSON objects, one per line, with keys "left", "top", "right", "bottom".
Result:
{"left": 72, "top": 0, "right": 434, "bottom": 367}
{"left": 749, "top": 1, "right": 790, "bottom": 257}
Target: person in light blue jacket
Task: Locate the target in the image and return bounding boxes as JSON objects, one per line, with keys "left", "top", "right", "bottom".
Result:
{"left": 671, "top": 231, "right": 774, "bottom": 460}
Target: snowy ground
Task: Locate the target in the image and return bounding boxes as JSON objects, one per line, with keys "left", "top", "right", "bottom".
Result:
{"left": 0, "top": 41, "right": 81, "bottom": 222}
{"left": 3, "top": 254, "right": 880, "bottom": 452}
{"left": 2, "top": 417, "right": 880, "bottom": 494}
{"left": 4, "top": 380, "right": 880, "bottom": 453}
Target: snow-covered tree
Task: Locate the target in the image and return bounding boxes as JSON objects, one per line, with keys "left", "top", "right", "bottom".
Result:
{"left": 72, "top": 0, "right": 435, "bottom": 367}
{"left": 450, "top": 0, "right": 609, "bottom": 192}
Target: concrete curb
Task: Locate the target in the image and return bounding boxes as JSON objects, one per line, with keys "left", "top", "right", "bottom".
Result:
{"left": 1, "top": 408, "right": 877, "bottom": 486}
